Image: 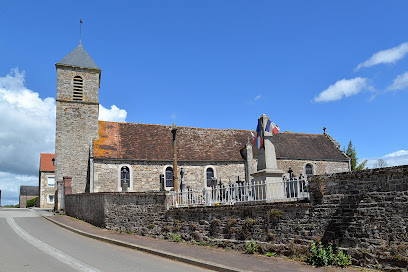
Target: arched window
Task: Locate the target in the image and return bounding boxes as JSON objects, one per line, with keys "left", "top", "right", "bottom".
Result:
{"left": 73, "top": 76, "right": 83, "bottom": 101}
{"left": 206, "top": 168, "right": 214, "bottom": 187}
{"left": 165, "top": 166, "right": 173, "bottom": 188}
{"left": 121, "top": 166, "right": 130, "bottom": 190}
{"left": 305, "top": 164, "right": 313, "bottom": 176}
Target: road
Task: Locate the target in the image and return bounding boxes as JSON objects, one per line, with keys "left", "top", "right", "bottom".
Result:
{"left": 0, "top": 208, "right": 209, "bottom": 272}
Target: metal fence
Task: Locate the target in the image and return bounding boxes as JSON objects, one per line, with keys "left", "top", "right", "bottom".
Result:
{"left": 168, "top": 177, "right": 309, "bottom": 208}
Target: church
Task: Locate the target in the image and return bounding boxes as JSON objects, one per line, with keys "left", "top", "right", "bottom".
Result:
{"left": 39, "top": 42, "right": 349, "bottom": 207}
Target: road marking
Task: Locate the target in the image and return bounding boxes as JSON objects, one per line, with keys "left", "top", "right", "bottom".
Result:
{"left": 6, "top": 217, "right": 102, "bottom": 272}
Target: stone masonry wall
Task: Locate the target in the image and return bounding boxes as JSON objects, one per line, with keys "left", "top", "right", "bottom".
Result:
{"left": 55, "top": 66, "right": 100, "bottom": 194}
{"left": 65, "top": 192, "right": 167, "bottom": 229}
{"left": 39, "top": 172, "right": 56, "bottom": 208}
{"left": 92, "top": 160, "right": 246, "bottom": 192}
{"left": 277, "top": 159, "right": 349, "bottom": 177}
{"left": 56, "top": 66, "right": 100, "bottom": 103}
{"left": 307, "top": 165, "right": 408, "bottom": 270}
{"left": 92, "top": 159, "right": 348, "bottom": 193}
{"left": 66, "top": 165, "right": 408, "bottom": 271}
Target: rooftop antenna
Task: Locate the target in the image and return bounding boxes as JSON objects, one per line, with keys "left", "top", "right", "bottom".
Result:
{"left": 79, "top": 18, "right": 83, "bottom": 44}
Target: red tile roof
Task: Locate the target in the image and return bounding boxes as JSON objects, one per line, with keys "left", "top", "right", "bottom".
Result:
{"left": 93, "top": 121, "right": 348, "bottom": 162}
{"left": 40, "top": 153, "right": 55, "bottom": 172}
{"left": 94, "top": 122, "right": 251, "bottom": 161}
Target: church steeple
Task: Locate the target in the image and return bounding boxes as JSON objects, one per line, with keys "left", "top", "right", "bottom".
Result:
{"left": 54, "top": 41, "right": 100, "bottom": 200}
{"left": 56, "top": 42, "right": 100, "bottom": 71}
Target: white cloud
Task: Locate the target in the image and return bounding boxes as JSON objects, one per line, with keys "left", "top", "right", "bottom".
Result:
{"left": 0, "top": 69, "right": 56, "bottom": 176}
{"left": 0, "top": 172, "right": 37, "bottom": 206}
{"left": 387, "top": 71, "right": 408, "bottom": 91}
{"left": 314, "top": 77, "right": 370, "bottom": 102}
{"left": 99, "top": 104, "right": 127, "bottom": 122}
{"left": 355, "top": 42, "right": 408, "bottom": 70}
{"left": 365, "top": 150, "right": 408, "bottom": 169}
{"left": 254, "top": 95, "right": 262, "bottom": 102}
{"left": 170, "top": 113, "right": 177, "bottom": 120}
{"left": 0, "top": 69, "right": 56, "bottom": 205}
{"left": 0, "top": 69, "right": 127, "bottom": 205}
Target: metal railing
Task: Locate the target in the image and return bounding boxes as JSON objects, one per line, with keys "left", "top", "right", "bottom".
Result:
{"left": 168, "top": 177, "right": 309, "bottom": 208}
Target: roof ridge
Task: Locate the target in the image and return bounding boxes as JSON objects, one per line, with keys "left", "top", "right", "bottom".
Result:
{"left": 281, "top": 131, "right": 323, "bottom": 136}
{"left": 99, "top": 120, "right": 253, "bottom": 132}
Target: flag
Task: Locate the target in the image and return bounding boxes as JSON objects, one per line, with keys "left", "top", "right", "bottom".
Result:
{"left": 272, "top": 122, "right": 280, "bottom": 135}
{"left": 265, "top": 119, "right": 280, "bottom": 135}
{"left": 253, "top": 119, "right": 263, "bottom": 149}
{"left": 265, "top": 119, "right": 271, "bottom": 132}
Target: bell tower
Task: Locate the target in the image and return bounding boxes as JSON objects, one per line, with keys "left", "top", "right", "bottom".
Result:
{"left": 55, "top": 41, "right": 101, "bottom": 194}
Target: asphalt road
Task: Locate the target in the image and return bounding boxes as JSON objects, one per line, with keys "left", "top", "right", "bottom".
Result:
{"left": 0, "top": 208, "right": 209, "bottom": 272}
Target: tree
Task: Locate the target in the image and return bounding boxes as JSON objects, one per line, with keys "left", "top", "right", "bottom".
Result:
{"left": 345, "top": 140, "right": 368, "bottom": 171}
{"left": 373, "top": 159, "right": 387, "bottom": 168}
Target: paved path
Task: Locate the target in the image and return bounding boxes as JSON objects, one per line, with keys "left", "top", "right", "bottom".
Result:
{"left": 44, "top": 211, "right": 370, "bottom": 272}
{"left": 0, "top": 208, "right": 209, "bottom": 272}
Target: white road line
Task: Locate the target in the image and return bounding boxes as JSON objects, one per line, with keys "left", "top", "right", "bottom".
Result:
{"left": 6, "top": 217, "right": 102, "bottom": 272}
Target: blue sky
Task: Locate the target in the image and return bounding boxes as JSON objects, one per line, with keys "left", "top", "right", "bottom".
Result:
{"left": 1, "top": 1, "right": 408, "bottom": 205}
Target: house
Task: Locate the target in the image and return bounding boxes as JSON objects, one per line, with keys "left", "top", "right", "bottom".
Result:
{"left": 50, "top": 41, "right": 349, "bottom": 200}
{"left": 39, "top": 153, "right": 56, "bottom": 208}
{"left": 19, "top": 186, "right": 39, "bottom": 208}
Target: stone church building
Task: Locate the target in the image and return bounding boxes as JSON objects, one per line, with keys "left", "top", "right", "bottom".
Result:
{"left": 48, "top": 42, "right": 349, "bottom": 197}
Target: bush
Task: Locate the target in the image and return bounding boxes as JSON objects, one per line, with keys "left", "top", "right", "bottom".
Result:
{"left": 245, "top": 239, "right": 258, "bottom": 254}
{"left": 169, "top": 232, "right": 182, "bottom": 243}
{"left": 26, "top": 197, "right": 38, "bottom": 208}
{"left": 308, "top": 241, "right": 351, "bottom": 267}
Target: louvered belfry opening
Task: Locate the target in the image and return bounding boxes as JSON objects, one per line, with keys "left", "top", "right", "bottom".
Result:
{"left": 73, "top": 76, "right": 83, "bottom": 101}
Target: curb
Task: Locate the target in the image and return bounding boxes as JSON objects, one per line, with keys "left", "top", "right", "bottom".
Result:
{"left": 43, "top": 216, "right": 247, "bottom": 272}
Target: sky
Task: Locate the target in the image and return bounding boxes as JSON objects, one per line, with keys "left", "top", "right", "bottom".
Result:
{"left": 1, "top": 1, "right": 408, "bottom": 205}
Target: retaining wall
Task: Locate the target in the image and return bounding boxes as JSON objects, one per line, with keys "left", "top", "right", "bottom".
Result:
{"left": 65, "top": 165, "right": 408, "bottom": 271}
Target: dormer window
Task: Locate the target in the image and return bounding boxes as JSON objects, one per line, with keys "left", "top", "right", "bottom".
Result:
{"left": 52, "top": 158, "right": 55, "bottom": 166}
{"left": 73, "top": 76, "right": 83, "bottom": 101}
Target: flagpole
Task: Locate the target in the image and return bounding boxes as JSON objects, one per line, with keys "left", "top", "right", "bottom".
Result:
{"left": 79, "top": 19, "right": 82, "bottom": 43}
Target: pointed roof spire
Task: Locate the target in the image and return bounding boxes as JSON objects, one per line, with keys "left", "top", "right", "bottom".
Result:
{"left": 56, "top": 42, "right": 100, "bottom": 70}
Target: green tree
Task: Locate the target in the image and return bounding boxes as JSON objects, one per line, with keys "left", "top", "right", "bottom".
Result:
{"left": 345, "top": 140, "right": 367, "bottom": 171}
{"left": 373, "top": 159, "right": 387, "bottom": 168}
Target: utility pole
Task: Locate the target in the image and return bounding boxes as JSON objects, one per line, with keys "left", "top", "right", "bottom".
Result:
{"left": 171, "top": 123, "right": 179, "bottom": 191}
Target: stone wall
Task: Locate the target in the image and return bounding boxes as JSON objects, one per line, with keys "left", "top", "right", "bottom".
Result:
{"left": 66, "top": 165, "right": 408, "bottom": 271}
{"left": 56, "top": 66, "right": 100, "bottom": 103}
{"left": 19, "top": 195, "right": 38, "bottom": 208}
{"left": 55, "top": 65, "right": 100, "bottom": 195}
{"left": 91, "top": 160, "right": 246, "bottom": 192}
{"left": 39, "top": 172, "right": 56, "bottom": 208}
{"left": 92, "top": 159, "right": 348, "bottom": 193}
{"left": 65, "top": 192, "right": 167, "bottom": 228}
{"left": 307, "top": 165, "right": 408, "bottom": 270}
{"left": 276, "top": 159, "right": 349, "bottom": 177}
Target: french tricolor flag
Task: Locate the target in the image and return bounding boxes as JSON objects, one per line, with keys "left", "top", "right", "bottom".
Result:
{"left": 253, "top": 120, "right": 263, "bottom": 149}
{"left": 265, "top": 119, "right": 280, "bottom": 135}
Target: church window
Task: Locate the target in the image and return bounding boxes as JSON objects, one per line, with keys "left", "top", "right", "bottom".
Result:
{"left": 120, "top": 166, "right": 130, "bottom": 189}
{"left": 165, "top": 167, "right": 173, "bottom": 188}
{"left": 206, "top": 167, "right": 214, "bottom": 187}
{"left": 73, "top": 76, "right": 83, "bottom": 101}
{"left": 305, "top": 164, "right": 313, "bottom": 176}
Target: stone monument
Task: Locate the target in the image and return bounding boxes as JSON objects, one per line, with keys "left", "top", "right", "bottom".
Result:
{"left": 251, "top": 114, "right": 285, "bottom": 201}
